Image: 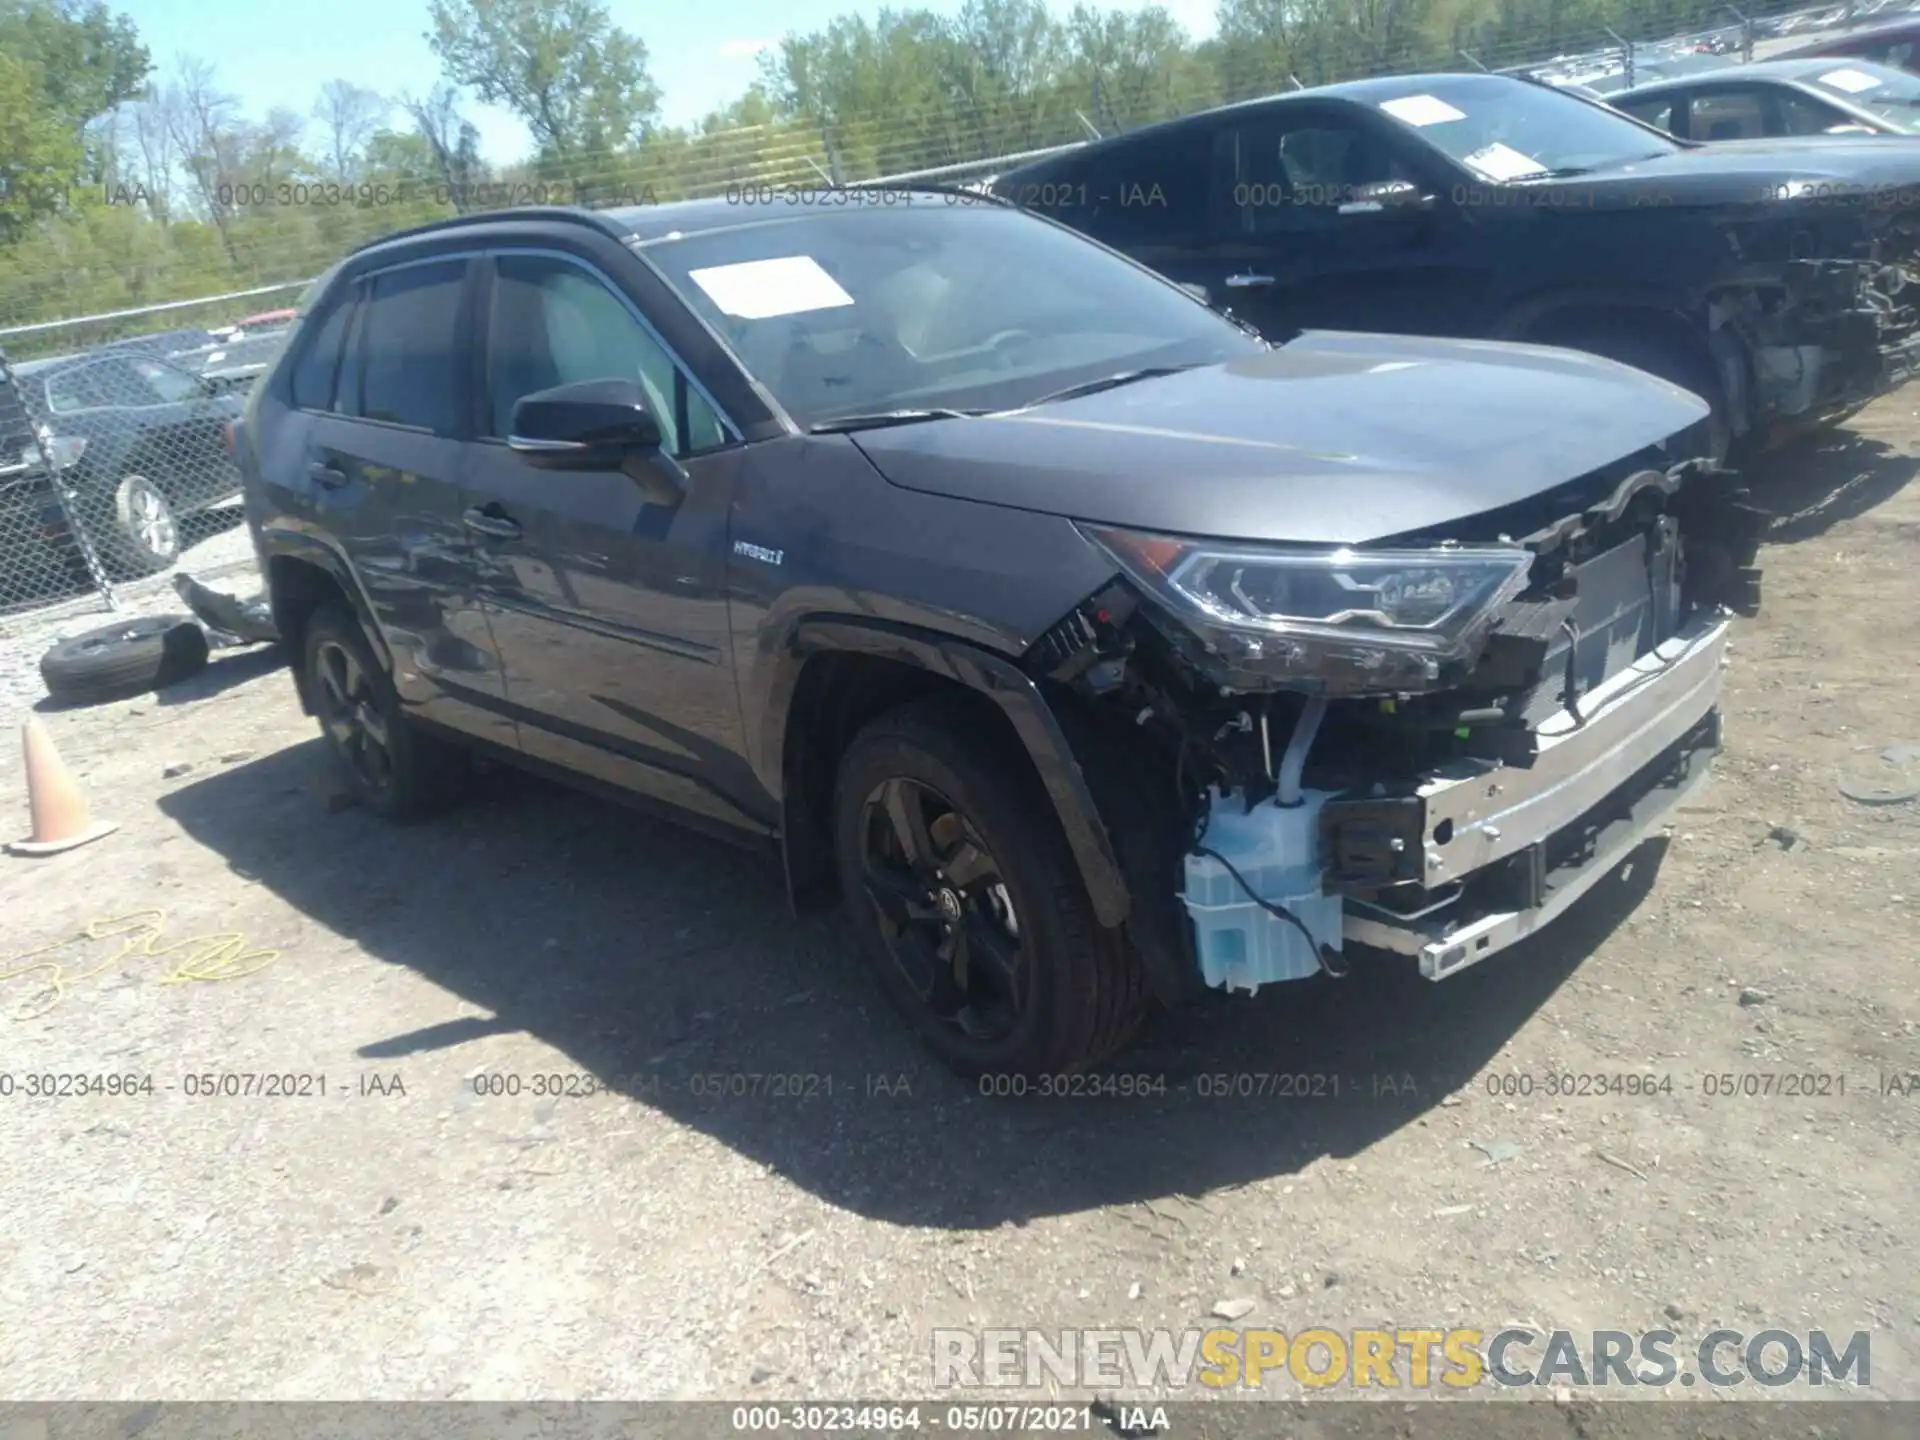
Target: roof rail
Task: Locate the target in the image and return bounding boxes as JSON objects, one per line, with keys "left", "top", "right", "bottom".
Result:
{"left": 348, "top": 205, "right": 617, "bottom": 258}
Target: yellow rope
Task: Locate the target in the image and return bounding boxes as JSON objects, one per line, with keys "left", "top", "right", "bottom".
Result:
{"left": 0, "top": 909, "right": 280, "bottom": 1020}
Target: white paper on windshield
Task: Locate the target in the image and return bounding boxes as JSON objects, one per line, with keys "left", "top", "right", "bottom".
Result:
{"left": 1380, "top": 94, "right": 1467, "bottom": 127}
{"left": 1464, "top": 142, "right": 1545, "bottom": 182}
{"left": 686, "top": 256, "right": 855, "bottom": 320}
{"left": 1820, "top": 66, "right": 1884, "bottom": 93}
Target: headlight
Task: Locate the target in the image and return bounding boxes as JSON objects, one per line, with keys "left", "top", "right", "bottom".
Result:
{"left": 1080, "top": 524, "right": 1535, "bottom": 689}
{"left": 30, "top": 423, "right": 86, "bottom": 470}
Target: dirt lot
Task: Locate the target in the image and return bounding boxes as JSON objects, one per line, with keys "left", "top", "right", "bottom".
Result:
{"left": 0, "top": 397, "right": 1916, "bottom": 1408}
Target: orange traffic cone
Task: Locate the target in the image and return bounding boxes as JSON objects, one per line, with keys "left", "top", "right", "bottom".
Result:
{"left": 7, "top": 717, "right": 117, "bottom": 856}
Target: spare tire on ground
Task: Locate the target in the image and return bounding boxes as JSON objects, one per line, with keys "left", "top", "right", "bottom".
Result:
{"left": 39, "top": 615, "right": 211, "bottom": 706}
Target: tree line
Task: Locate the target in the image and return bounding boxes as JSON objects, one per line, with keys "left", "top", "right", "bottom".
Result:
{"left": 1, "top": 0, "right": 1764, "bottom": 346}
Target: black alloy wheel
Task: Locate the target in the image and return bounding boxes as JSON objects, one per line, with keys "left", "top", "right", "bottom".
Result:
{"left": 857, "top": 776, "right": 1027, "bottom": 1044}
{"left": 301, "top": 606, "right": 464, "bottom": 821}
{"left": 833, "top": 699, "right": 1148, "bottom": 1078}
{"left": 312, "top": 635, "right": 394, "bottom": 797}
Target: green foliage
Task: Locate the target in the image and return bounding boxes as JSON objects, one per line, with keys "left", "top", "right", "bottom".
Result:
{"left": 0, "top": 53, "right": 84, "bottom": 243}
{"left": 0, "top": 0, "right": 152, "bottom": 132}
{"left": 425, "top": 0, "right": 660, "bottom": 173}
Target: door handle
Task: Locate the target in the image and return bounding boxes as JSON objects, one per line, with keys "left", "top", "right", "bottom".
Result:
{"left": 308, "top": 461, "right": 349, "bottom": 489}
{"left": 1224, "top": 273, "right": 1275, "bottom": 289}
{"left": 463, "top": 506, "right": 522, "bottom": 540}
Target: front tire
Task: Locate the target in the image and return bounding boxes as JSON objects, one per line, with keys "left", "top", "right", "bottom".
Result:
{"left": 1562, "top": 325, "right": 1732, "bottom": 463}
{"left": 302, "top": 606, "right": 463, "bottom": 821}
{"left": 833, "top": 699, "right": 1147, "bottom": 1079}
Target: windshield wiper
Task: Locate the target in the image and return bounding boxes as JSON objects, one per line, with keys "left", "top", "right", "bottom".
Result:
{"left": 1008, "top": 365, "right": 1198, "bottom": 412}
{"left": 1219, "top": 308, "right": 1268, "bottom": 342}
{"left": 807, "top": 408, "right": 986, "bottom": 434}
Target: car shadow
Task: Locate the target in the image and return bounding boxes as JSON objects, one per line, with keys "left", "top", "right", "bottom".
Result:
{"left": 152, "top": 643, "right": 287, "bottom": 707}
{"left": 1743, "top": 428, "right": 1916, "bottom": 544}
{"left": 159, "top": 743, "right": 1662, "bottom": 1227}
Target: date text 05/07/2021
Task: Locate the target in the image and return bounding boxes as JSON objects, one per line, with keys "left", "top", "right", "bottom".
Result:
{"left": 0, "top": 1072, "right": 406, "bottom": 1099}
{"left": 728, "top": 1405, "right": 1124, "bottom": 1434}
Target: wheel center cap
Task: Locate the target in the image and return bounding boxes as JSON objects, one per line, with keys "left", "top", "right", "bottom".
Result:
{"left": 936, "top": 888, "right": 963, "bottom": 924}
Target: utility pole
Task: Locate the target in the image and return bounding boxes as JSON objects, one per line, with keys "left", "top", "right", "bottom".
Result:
{"left": 1604, "top": 26, "right": 1635, "bottom": 88}
{"left": 1726, "top": 5, "right": 1753, "bottom": 62}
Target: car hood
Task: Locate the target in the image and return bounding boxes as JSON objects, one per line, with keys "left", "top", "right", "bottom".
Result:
{"left": 849, "top": 332, "right": 1708, "bottom": 547}
{"left": 1524, "top": 136, "right": 1920, "bottom": 206}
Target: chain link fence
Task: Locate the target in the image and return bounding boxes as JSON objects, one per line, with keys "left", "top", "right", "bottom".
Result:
{"left": 0, "top": 284, "right": 309, "bottom": 621}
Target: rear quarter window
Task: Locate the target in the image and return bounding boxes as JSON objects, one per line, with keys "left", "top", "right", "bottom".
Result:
{"left": 1618, "top": 96, "right": 1677, "bottom": 133}
{"left": 288, "top": 292, "right": 355, "bottom": 411}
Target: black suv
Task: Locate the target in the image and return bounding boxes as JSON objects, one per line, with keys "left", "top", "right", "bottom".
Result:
{"left": 990, "top": 72, "right": 1920, "bottom": 456}
{"left": 239, "top": 196, "right": 1764, "bottom": 1077}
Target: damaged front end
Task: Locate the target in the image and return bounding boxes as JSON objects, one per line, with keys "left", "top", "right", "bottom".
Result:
{"left": 1714, "top": 205, "right": 1920, "bottom": 445}
{"left": 1027, "top": 452, "right": 1767, "bottom": 1001}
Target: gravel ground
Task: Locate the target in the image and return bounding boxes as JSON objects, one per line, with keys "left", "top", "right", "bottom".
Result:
{"left": 0, "top": 515, "right": 258, "bottom": 727}
{"left": 0, "top": 401, "right": 1916, "bottom": 1407}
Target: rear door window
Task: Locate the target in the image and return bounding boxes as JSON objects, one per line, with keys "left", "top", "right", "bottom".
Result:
{"left": 355, "top": 260, "right": 468, "bottom": 435}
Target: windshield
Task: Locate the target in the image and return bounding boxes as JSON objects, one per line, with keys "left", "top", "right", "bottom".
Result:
{"left": 1371, "top": 75, "right": 1681, "bottom": 181}
{"left": 638, "top": 202, "right": 1259, "bottom": 429}
{"left": 1802, "top": 62, "right": 1920, "bottom": 127}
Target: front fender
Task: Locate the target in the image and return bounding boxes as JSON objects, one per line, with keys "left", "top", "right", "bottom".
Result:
{"left": 769, "top": 615, "right": 1131, "bottom": 930}
{"left": 1492, "top": 283, "right": 1704, "bottom": 342}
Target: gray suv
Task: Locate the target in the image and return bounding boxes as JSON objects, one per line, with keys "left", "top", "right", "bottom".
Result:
{"left": 238, "top": 196, "right": 1766, "bottom": 1077}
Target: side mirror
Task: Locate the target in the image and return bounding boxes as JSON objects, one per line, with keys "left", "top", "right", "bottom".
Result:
{"left": 509, "top": 377, "right": 681, "bottom": 506}
{"left": 510, "top": 378, "right": 662, "bottom": 460}
{"left": 1338, "top": 183, "right": 1436, "bottom": 218}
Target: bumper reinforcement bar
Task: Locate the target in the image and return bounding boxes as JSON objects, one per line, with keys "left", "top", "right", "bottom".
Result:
{"left": 1342, "top": 610, "right": 1732, "bottom": 979}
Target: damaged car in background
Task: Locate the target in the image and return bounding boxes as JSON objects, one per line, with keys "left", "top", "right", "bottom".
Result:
{"left": 990, "top": 71, "right": 1920, "bottom": 458}
{"left": 240, "top": 197, "right": 1764, "bottom": 1078}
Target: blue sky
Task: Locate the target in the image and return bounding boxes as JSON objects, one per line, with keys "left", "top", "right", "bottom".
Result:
{"left": 114, "top": 0, "right": 1219, "bottom": 165}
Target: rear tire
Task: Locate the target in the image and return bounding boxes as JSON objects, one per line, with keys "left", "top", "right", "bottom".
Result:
{"left": 833, "top": 698, "right": 1147, "bottom": 1079}
{"left": 302, "top": 606, "right": 464, "bottom": 822}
